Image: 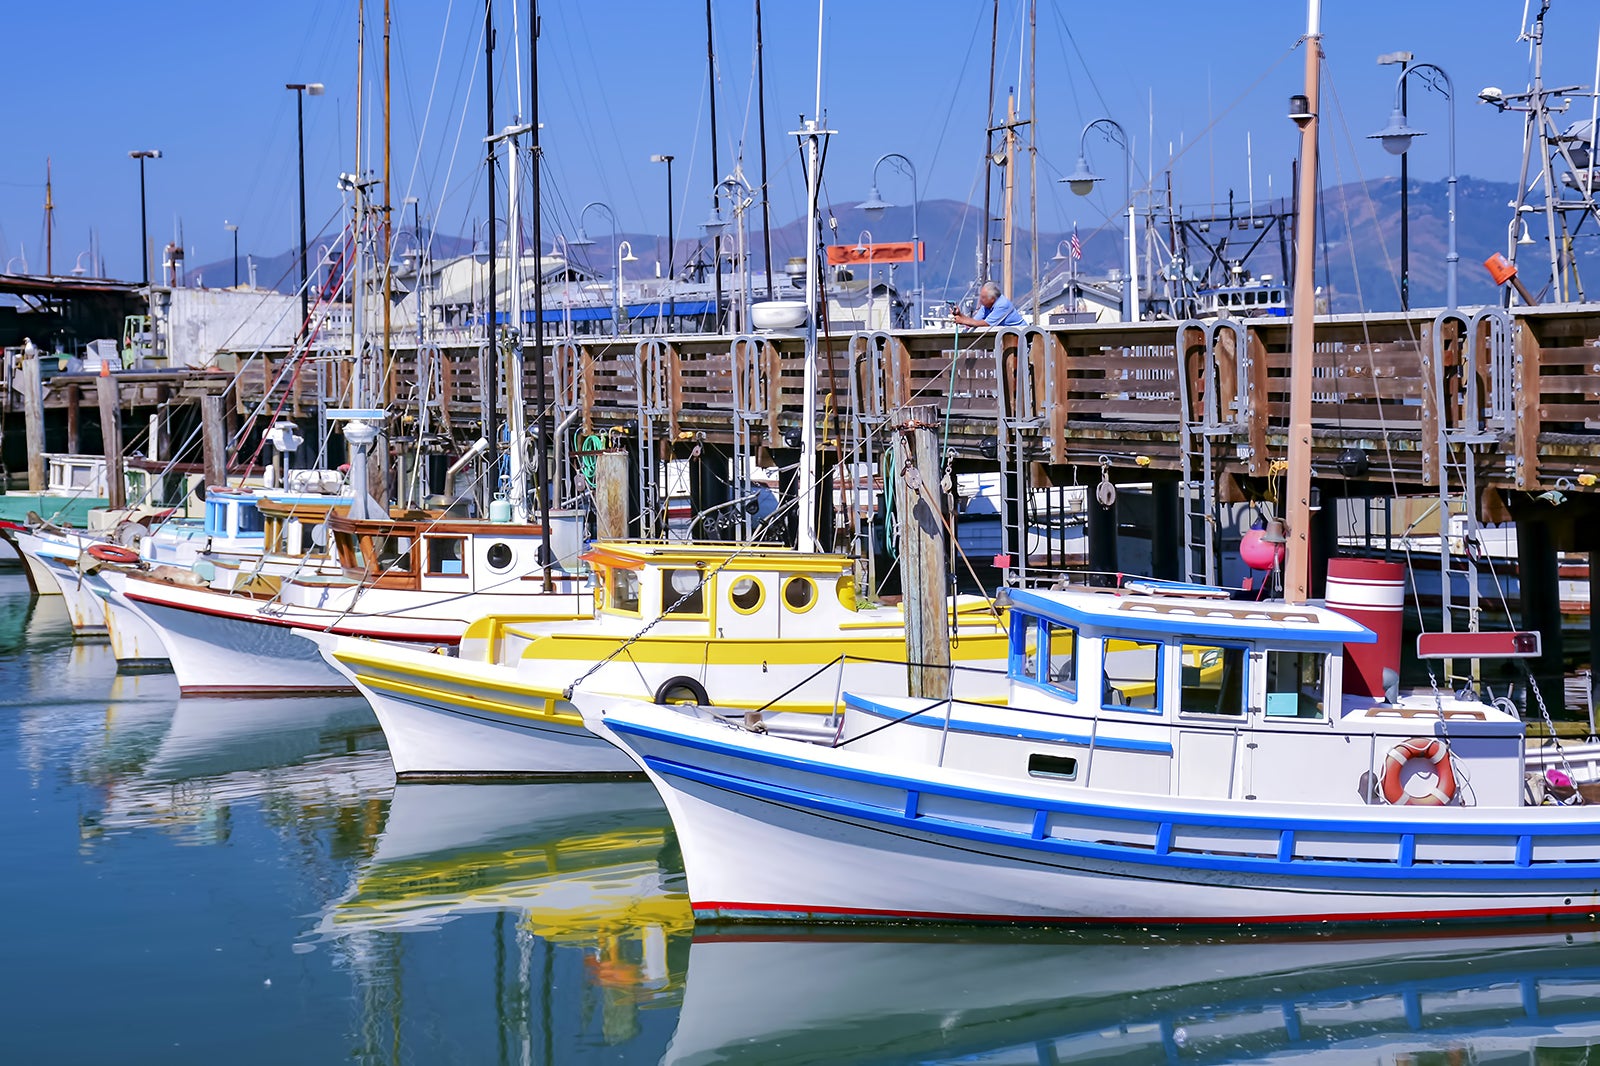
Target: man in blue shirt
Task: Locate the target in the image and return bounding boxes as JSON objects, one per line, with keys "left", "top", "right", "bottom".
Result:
{"left": 951, "top": 281, "right": 1027, "bottom": 329}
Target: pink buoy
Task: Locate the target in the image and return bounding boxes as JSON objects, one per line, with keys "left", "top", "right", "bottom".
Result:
{"left": 1325, "top": 557, "right": 1405, "bottom": 699}
{"left": 1239, "top": 528, "right": 1284, "bottom": 571}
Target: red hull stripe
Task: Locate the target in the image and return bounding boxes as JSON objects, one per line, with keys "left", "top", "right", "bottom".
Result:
{"left": 124, "top": 591, "right": 462, "bottom": 643}
{"left": 693, "top": 899, "right": 1600, "bottom": 926}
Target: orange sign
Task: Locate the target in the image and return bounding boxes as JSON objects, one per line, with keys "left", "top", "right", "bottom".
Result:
{"left": 825, "top": 241, "right": 924, "bottom": 266}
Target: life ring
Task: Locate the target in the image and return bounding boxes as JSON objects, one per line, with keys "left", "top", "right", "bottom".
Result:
{"left": 1379, "top": 736, "right": 1458, "bottom": 806}
{"left": 87, "top": 543, "right": 140, "bottom": 565}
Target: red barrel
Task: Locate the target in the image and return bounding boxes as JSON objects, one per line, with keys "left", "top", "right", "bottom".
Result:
{"left": 1325, "top": 557, "right": 1405, "bottom": 699}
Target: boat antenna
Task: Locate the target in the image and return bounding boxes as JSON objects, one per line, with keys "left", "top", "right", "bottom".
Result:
{"left": 1283, "top": 0, "right": 1322, "bottom": 604}
{"left": 755, "top": 0, "right": 775, "bottom": 301}
{"left": 705, "top": 0, "right": 723, "bottom": 331}
{"left": 530, "top": 0, "right": 552, "bottom": 581}
{"left": 793, "top": 0, "right": 833, "bottom": 553}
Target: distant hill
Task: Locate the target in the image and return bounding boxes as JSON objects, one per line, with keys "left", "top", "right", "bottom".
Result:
{"left": 187, "top": 178, "right": 1594, "bottom": 314}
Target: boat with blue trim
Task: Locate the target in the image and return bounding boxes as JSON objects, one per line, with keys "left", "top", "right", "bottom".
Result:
{"left": 578, "top": 579, "right": 1600, "bottom": 926}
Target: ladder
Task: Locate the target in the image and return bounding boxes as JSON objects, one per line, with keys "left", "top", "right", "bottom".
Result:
{"left": 632, "top": 338, "right": 677, "bottom": 538}
{"left": 1174, "top": 319, "right": 1243, "bottom": 585}
{"left": 727, "top": 335, "right": 775, "bottom": 544}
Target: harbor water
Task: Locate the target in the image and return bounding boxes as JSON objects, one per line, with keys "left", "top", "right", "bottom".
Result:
{"left": 5, "top": 569, "right": 1600, "bottom": 1065}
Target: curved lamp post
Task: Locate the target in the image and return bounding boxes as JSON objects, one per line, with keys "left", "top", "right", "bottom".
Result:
{"left": 1062, "top": 119, "right": 1137, "bottom": 322}
{"left": 705, "top": 173, "right": 754, "bottom": 331}
{"left": 860, "top": 152, "right": 921, "bottom": 328}
{"left": 1369, "top": 61, "right": 1457, "bottom": 311}
{"left": 569, "top": 200, "right": 619, "bottom": 334}
{"left": 615, "top": 240, "right": 638, "bottom": 333}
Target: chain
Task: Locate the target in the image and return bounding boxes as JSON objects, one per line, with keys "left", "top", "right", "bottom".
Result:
{"left": 1523, "top": 662, "right": 1581, "bottom": 803}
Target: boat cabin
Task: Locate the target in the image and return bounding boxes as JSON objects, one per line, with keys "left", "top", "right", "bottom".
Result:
{"left": 846, "top": 583, "right": 1529, "bottom": 808}
{"left": 256, "top": 495, "right": 349, "bottom": 558}
{"left": 1196, "top": 281, "right": 1287, "bottom": 318}
{"left": 327, "top": 513, "right": 577, "bottom": 593}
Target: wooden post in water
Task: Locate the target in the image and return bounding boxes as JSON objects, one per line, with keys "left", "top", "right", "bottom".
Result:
{"left": 65, "top": 384, "right": 81, "bottom": 456}
{"left": 200, "top": 393, "right": 227, "bottom": 490}
{"left": 21, "top": 355, "right": 45, "bottom": 491}
{"left": 893, "top": 403, "right": 951, "bottom": 699}
{"left": 593, "top": 449, "right": 630, "bottom": 540}
{"left": 97, "top": 376, "right": 125, "bottom": 510}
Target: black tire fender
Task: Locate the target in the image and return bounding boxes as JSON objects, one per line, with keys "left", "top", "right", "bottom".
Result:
{"left": 654, "top": 676, "right": 710, "bottom": 706}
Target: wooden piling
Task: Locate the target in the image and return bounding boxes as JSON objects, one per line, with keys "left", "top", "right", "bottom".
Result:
{"left": 97, "top": 377, "right": 125, "bottom": 510}
{"left": 200, "top": 393, "right": 227, "bottom": 490}
{"left": 64, "top": 384, "right": 80, "bottom": 456}
{"left": 21, "top": 354, "right": 45, "bottom": 491}
{"left": 593, "top": 449, "right": 630, "bottom": 539}
{"left": 893, "top": 404, "right": 950, "bottom": 699}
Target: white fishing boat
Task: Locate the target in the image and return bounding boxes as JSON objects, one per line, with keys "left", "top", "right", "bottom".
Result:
{"left": 319, "top": 541, "right": 1009, "bottom": 777}
{"left": 99, "top": 508, "right": 589, "bottom": 696}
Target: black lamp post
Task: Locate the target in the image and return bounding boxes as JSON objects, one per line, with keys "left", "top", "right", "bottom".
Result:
{"left": 286, "top": 82, "right": 325, "bottom": 336}
{"left": 224, "top": 221, "right": 239, "bottom": 287}
{"left": 651, "top": 153, "right": 675, "bottom": 330}
{"left": 1378, "top": 51, "right": 1413, "bottom": 309}
{"left": 128, "top": 149, "right": 161, "bottom": 286}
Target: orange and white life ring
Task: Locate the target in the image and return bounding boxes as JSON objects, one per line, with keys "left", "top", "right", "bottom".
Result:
{"left": 87, "top": 543, "right": 140, "bottom": 565}
{"left": 1379, "top": 736, "right": 1458, "bottom": 806}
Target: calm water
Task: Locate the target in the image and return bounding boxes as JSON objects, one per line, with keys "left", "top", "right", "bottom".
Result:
{"left": 4, "top": 569, "right": 1600, "bottom": 1065}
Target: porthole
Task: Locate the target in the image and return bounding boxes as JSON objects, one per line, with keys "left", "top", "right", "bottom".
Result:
{"left": 729, "top": 577, "right": 764, "bottom": 613}
{"left": 485, "top": 541, "right": 514, "bottom": 572}
{"left": 783, "top": 576, "right": 817, "bottom": 613}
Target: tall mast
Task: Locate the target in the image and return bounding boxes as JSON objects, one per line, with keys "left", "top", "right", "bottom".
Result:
{"left": 794, "top": 0, "right": 831, "bottom": 554}
{"left": 44, "top": 158, "right": 53, "bottom": 276}
{"left": 480, "top": 0, "right": 499, "bottom": 512}
{"left": 1001, "top": 93, "right": 1017, "bottom": 300}
{"left": 979, "top": 0, "right": 998, "bottom": 283}
{"left": 531, "top": 0, "right": 552, "bottom": 583}
{"left": 1027, "top": 0, "right": 1038, "bottom": 322}
{"left": 1283, "top": 0, "right": 1322, "bottom": 605}
{"left": 755, "top": 0, "right": 775, "bottom": 301}
{"left": 353, "top": 0, "right": 366, "bottom": 409}
{"left": 705, "top": 0, "right": 723, "bottom": 330}
{"left": 381, "top": 0, "right": 392, "bottom": 418}
{"left": 501, "top": 127, "right": 528, "bottom": 522}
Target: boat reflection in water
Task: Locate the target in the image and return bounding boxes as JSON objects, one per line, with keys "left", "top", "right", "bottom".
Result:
{"left": 313, "top": 780, "right": 690, "bottom": 1051}
{"left": 668, "top": 926, "right": 1600, "bottom": 1064}
{"left": 83, "top": 694, "right": 389, "bottom": 846}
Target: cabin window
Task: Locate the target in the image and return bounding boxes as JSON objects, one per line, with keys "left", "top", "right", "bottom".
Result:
{"left": 1017, "top": 617, "right": 1041, "bottom": 682}
{"left": 1265, "top": 650, "right": 1326, "bottom": 719}
{"left": 426, "top": 537, "right": 466, "bottom": 575}
{"left": 1044, "top": 622, "right": 1078, "bottom": 696}
{"left": 783, "top": 576, "right": 817, "bottom": 613}
{"left": 1027, "top": 753, "right": 1079, "bottom": 781}
{"left": 611, "top": 568, "right": 641, "bottom": 613}
{"left": 1179, "top": 644, "right": 1246, "bottom": 716}
{"left": 1103, "top": 638, "right": 1162, "bottom": 711}
{"left": 484, "top": 542, "right": 514, "bottom": 572}
{"left": 237, "top": 505, "right": 265, "bottom": 534}
{"left": 728, "top": 577, "right": 763, "bottom": 613}
{"left": 373, "top": 535, "right": 415, "bottom": 573}
{"left": 334, "top": 531, "right": 363, "bottom": 569}
{"left": 664, "top": 568, "right": 707, "bottom": 616}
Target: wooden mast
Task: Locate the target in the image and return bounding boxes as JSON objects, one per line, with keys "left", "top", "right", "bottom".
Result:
{"left": 1283, "top": 0, "right": 1322, "bottom": 604}
{"left": 1001, "top": 94, "right": 1017, "bottom": 300}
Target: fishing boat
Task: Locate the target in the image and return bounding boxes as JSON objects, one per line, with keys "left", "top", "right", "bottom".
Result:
{"left": 319, "top": 541, "right": 1009, "bottom": 776}
{"left": 575, "top": 0, "right": 1600, "bottom": 928}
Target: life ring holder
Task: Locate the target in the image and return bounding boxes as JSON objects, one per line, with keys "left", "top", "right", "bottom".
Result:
{"left": 87, "top": 543, "right": 140, "bottom": 565}
{"left": 1379, "top": 736, "right": 1458, "bottom": 806}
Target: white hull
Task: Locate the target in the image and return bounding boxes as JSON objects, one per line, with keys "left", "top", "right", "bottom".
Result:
{"left": 588, "top": 701, "right": 1600, "bottom": 926}
{"left": 108, "top": 575, "right": 354, "bottom": 696}
{"left": 20, "top": 546, "right": 62, "bottom": 595}
{"left": 86, "top": 574, "right": 170, "bottom": 665}
{"left": 349, "top": 661, "right": 635, "bottom": 776}
{"left": 35, "top": 553, "right": 107, "bottom": 634}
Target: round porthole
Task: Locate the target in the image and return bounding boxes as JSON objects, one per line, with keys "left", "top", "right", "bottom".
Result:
{"left": 485, "top": 542, "right": 514, "bottom": 572}
{"left": 729, "top": 577, "right": 764, "bottom": 613}
{"left": 783, "top": 576, "right": 817, "bottom": 613}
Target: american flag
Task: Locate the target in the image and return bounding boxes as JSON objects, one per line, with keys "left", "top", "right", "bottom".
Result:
{"left": 1069, "top": 224, "right": 1082, "bottom": 261}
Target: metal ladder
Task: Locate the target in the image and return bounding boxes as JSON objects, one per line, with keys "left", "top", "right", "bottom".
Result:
{"left": 1174, "top": 318, "right": 1244, "bottom": 585}
{"left": 728, "top": 335, "right": 773, "bottom": 544}
{"left": 992, "top": 326, "right": 1049, "bottom": 584}
{"left": 844, "top": 331, "right": 902, "bottom": 587}
{"left": 632, "top": 338, "right": 677, "bottom": 538}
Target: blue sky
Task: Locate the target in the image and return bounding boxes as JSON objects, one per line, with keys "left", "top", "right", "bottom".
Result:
{"left": 3, "top": 0, "right": 1597, "bottom": 288}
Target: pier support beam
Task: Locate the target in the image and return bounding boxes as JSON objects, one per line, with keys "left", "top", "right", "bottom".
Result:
{"left": 65, "top": 384, "right": 81, "bottom": 456}
{"left": 200, "top": 394, "right": 227, "bottom": 490}
{"left": 97, "top": 377, "right": 125, "bottom": 511}
{"left": 593, "top": 449, "right": 630, "bottom": 540}
{"left": 1151, "top": 480, "right": 1180, "bottom": 581}
{"left": 1515, "top": 512, "right": 1566, "bottom": 718}
{"left": 1588, "top": 523, "right": 1600, "bottom": 724}
{"left": 894, "top": 405, "right": 951, "bottom": 699}
{"left": 21, "top": 353, "right": 44, "bottom": 491}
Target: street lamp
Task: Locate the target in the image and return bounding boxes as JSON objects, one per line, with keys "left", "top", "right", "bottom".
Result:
{"left": 1377, "top": 51, "right": 1413, "bottom": 309}
{"left": 650, "top": 153, "right": 676, "bottom": 331}
{"left": 860, "top": 151, "right": 922, "bottom": 328}
{"left": 286, "top": 82, "right": 325, "bottom": 339}
{"left": 1370, "top": 60, "right": 1457, "bottom": 311}
{"left": 224, "top": 221, "right": 239, "bottom": 288}
{"left": 1062, "top": 118, "right": 1137, "bottom": 321}
{"left": 616, "top": 240, "right": 639, "bottom": 334}
{"left": 571, "top": 200, "right": 618, "bottom": 333}
{"left": 128, "top": 149, "right": 162, "bottom": 286}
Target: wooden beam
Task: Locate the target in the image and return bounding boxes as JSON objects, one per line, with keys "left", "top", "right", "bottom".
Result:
{"left": 97, "top": 375, "right": 125, "bottom": 510}
{"left": 892, "top": 403, "right": 950, "bottom": 699}
{"left": 1419, "top": 319, "right": 1440, "bottom": 487}
{"left": 1513, "top": 320, "right": 1543, "bottom": 489}
{"left": 21, "top": 355, "right": 45, "bottom": 491}
{"left": 200, "top": 393, "right": 227, "bottom": 490}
